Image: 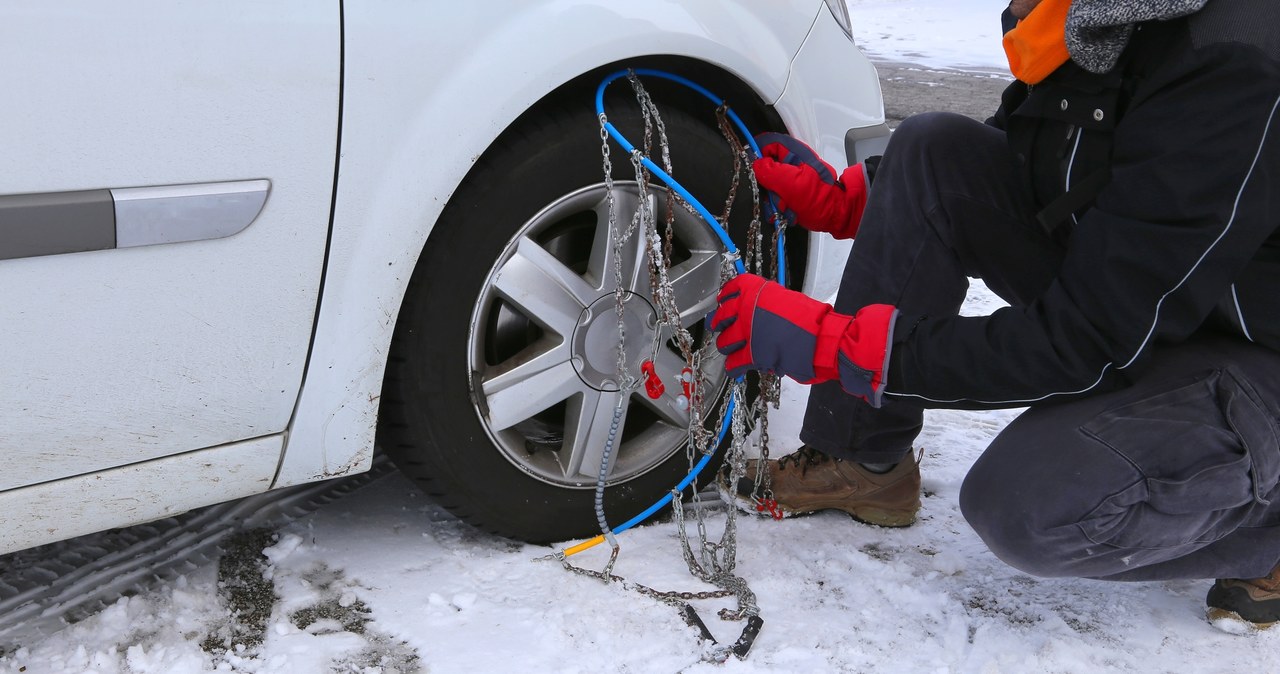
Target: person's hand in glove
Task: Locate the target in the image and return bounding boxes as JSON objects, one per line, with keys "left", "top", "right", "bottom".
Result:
{"left": 753, "top": 132, "right": 871, "bottom": 240}
{"left": 709, "top": 273, "right": 898, "bottom": 407}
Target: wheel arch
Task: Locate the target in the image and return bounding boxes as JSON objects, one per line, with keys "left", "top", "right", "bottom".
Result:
{"left": 424, "top": 54, "right": 806, "bottom": 280}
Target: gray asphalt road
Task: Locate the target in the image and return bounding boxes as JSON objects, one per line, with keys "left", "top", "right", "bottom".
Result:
{"left": 874, "top": 61, "right": 1012, "bottom": 126}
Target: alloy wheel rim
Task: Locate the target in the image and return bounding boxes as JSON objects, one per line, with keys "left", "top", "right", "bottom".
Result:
{"left": 469, "top": 182, "right": 727, "bottom": 488}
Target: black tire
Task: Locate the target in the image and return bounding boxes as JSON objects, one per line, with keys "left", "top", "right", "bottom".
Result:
{"left": 379, "top": 89, "right": 760, "bottom": 544}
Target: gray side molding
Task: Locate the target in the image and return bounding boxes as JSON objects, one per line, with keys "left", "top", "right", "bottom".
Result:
{"left": 0, "top": 180, "right": 269, "bottom": 262}
{"left": 0, "top": 190, "right": 116, "bottom": 261}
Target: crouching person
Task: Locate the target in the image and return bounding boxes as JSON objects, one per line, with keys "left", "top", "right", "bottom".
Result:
{"left": 712, "top": 0, "right": 1280, "bottom": 631}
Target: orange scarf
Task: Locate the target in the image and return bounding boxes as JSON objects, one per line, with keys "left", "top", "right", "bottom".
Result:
{"left": 1003, "top": 0, "right": 1072, "bottom": 84}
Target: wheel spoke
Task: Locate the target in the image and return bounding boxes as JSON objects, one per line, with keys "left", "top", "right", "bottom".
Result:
{"left": 482, "top": 345, "right": 581, "bottom": 432}
{"left": 492, "top": 237, "right": 596, "bottom": 337}
{"left": 667, "top": 249, "right": 723, "bottom": 328}
{"left": 669, "top": 194, "right": 726, "bottom": 251}
{"left": 561, "top": 388, "right": 632, "bottom": 482}
{"left": 589, "top": 187, "right": 653, "bottom": 294}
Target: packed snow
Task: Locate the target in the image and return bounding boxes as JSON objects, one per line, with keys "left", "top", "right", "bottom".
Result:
{"left": 5, "top": 2, "right": 1280, "bottom": 673}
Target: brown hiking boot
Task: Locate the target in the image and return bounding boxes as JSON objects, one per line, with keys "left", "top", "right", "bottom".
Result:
{"left": 720, "top": 446, "right": 921, "bottom": 527}
{"left": 1207, "top": 562, "right": 1280, "bottom": 633}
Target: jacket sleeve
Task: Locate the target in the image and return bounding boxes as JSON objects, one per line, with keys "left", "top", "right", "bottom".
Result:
{"left": 885, "top": 40, "right": 1280, "bottom": 410}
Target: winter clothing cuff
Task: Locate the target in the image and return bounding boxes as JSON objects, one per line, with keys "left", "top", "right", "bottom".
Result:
{"left": 831, "top": 164, "right": 869, "bottom": 240}
{"left": 813, "top": 311, "right": 855, "bottom": 383}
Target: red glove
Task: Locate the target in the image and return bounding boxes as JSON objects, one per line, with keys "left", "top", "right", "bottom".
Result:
{"left": 753, "top": 133, "right": 869, "bottom": 240}
{"left": 709, "top": 273, "right": 898, "bottom": 407}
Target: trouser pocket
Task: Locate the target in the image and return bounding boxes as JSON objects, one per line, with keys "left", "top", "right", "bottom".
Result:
{"left": 1077, "top": 367, "right": 1280, "bottom": 553}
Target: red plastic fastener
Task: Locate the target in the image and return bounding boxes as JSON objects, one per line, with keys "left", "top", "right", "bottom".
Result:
{"left": 641, "top": 360, "right": 665, "bottom": 399}
{"left": 680, "top": 367, "right": 694, "bottom": 399}
{"left": 756, "top": 497, "right": 784, "bottom": 521}
{"left": 752, "top": 496, "right": 783, "bottom": 521}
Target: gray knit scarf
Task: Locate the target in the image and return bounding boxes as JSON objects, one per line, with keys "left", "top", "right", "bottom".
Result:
{"left": 1065, "top": 0, "right": 1210, "bottom": 73}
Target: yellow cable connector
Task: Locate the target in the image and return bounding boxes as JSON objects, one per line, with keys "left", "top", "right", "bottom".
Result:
{"left": 561, "top": 534, "right": 606, "bottom": 558}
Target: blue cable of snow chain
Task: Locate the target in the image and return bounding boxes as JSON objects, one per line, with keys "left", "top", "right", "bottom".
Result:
{"left": 563, "top": 68, "right": 786, "bottom": 554}
{"left": 594, "top": 68, "right": 787, "bottom": 285}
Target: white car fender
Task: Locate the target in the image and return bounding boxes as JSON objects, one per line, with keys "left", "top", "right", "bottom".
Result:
{"left": 776, "top": 11, "right": 890, "bottom": 301}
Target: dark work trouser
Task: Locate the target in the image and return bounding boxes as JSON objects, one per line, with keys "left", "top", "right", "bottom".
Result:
{"left": 802, "top": 112, "right": 1280, "bottom": 580}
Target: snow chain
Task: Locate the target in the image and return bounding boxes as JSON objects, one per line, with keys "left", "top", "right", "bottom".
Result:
{"left": 554, "top": 70, "right": 785, "bottom": 664}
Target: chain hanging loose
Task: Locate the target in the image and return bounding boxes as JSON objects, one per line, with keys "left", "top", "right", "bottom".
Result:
{"left": 558, "top": 69, "right": 787, "bottom": 662}
{"left": 712, "top": 102, "right": 786, "bottom": 518}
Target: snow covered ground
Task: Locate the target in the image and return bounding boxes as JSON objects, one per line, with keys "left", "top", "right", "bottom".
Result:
{"left": 10, "top": 291, "right": 1280, "bottom": 673}
{"left": 5, "top": 2, "right": 1280, "bottom": 673}
{"left": 846, "top": 0, "right": 1008, "bottom": 71}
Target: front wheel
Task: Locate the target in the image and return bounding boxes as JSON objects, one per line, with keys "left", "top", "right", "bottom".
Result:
{"left": 380, "top": 95, "right": 756, "bottom": 543}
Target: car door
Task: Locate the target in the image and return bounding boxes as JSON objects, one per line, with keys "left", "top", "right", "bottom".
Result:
{"left": 0, "top": 2, "right": 340, "bottom": 491}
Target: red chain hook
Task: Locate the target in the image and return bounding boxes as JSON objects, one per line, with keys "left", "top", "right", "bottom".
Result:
{"left": 640, "top": 360, "right": 665, "bottom": 399}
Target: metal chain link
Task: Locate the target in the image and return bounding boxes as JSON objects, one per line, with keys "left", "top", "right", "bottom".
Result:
{"left": 594, "top": 109, "right": 641, "bottom": 568}
{"left": 712, "top": 107, "right": 785, "bottom": 508}
{"left": 569, "top": 69, "right": 792, "bottom": 641}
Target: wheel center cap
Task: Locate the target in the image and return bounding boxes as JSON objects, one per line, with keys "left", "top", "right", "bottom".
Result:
{"left": 573, "top": 291, "right": 657, "bottom": 392}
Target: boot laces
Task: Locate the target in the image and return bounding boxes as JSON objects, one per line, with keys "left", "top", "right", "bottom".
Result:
{"left": 776, "top": 446, "right": 837, "bottom": 474}
{"left": 1242, "top": 564, "right": 1280, "bottom": 592}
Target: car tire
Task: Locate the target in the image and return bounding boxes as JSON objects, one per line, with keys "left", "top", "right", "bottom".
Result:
{"left": 380, "top": 90, "right": 761, "bottom": 544}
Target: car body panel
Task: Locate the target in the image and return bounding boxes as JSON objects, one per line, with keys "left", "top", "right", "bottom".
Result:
{"left": 779, "top": 11, "right": 891, "bottom": 301}
{"left": 0, "top": 435, "right": 280, "bottom": 555}
{"left": 0, "top": 2, "right": 340, "bottom": 491}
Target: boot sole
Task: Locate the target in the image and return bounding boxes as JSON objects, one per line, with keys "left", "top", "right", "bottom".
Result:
{"left": 718, "top": 483, "right": 917, "bottom": 528}
{"left": 848, "top": 506, "right": 917, "bottom": 528}
{"left": 1207, "top": 607, "right": 1277, "bottom": 634}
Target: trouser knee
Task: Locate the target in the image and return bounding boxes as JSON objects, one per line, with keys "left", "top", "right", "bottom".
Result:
{"left": 884, "top": 111, "right": 990, "bottom": 169}
{"left": 961, "top": 347, "right": 1280, "bottom": 581}
{"left": 957, "top": 406, "right": 1147, "bottom": 579}
{"left": 959, "top": 458, "right": 1084, "bottom": 578}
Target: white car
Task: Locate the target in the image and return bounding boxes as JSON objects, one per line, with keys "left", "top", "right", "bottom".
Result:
{"left": 0, "top": 0, "right": 888, "bottom": 550}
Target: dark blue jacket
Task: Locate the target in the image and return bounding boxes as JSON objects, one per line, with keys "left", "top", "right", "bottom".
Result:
{"left": 886, "top": 0, "right": 1280, "bottom": 408}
